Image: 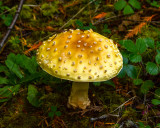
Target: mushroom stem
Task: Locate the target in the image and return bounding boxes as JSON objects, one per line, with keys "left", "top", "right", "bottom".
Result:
{"left": 68, "top": 82, "right": 90, "bottom": 109}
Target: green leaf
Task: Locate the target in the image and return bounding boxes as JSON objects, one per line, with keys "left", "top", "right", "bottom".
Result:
{"left": 141, "top": 80, "right": 154, "bottom": 94}
{"left": 123, "top": 40, "right": 137, "bottom": 53}
{"left": 3, "top": 14, "right": 13, "bottom": 26}
{"left": 155, "top": 53, "right": 160, "bottom": 64}
{"left": 114, "top": 0, "right": 127, "bottom": 11}
{"left": 123, "top": 5, "right": 134, "bottom": 15}
{"left": 124, "top": 64, "right": 137, "bottom": 79}
{"left": 155, "top": 88, "right": 160, "bottom": 99}
{"left": 150, "top": 1, "right": 160, "bottom": 8}
{"left": 156, "top": 123, "right": 160, "bottom": 127}
{"left": 48, "top": 112, "right": 54, "bottom": 119}
{"left": 0, "top": 85, "right": 20, "bottom": 102}
{"left": 133, "top": 79, "right": 143, "bottom": 85}
{"left": 103, "top": 80, "right": 115, "bottom": 88}
{"left": 0, "top": 77, "right": 9, "bottom": 84}
{"left": 117, "top": 66, "right": 126, "bottom": 78}
{"left": 75, "top": 20, "right": 83, "bottom": 27}
{"left": 51, "top": 106, "right": 57, "bottom": 112}
{"left": 118, "top": 40, "right": 124, "bottom": 46}
{"left": 157, "top": 41, "right": 160, "bottom": 48}
{"left": 129, "top": 54, "right": 142, "bottom": 63}
{"left": 5, "top": 53, "right": 23, "bottom": 78}
{"left": 16, "top": 54, "right": 38, "bottom": 74}
{"left": 152, "top": 99, "right": 160, "bottom": 105}
{"left": 144, "top": 38, "right": 155, "bottom": 49}
{"left": 27, "top": 85, "right": 41, "bottom": 107}
{"left": 0, "top": 65, "right": 9, "bottom": 76}
{"left": 102, "top": 24, "right": 111, "bottom": 33}
{"left": 20, "top": 72, "right": 43, "bottom": 83}
{"left": 0, "top": 1, "right": 2, "bottom": 6}
{"left": 136, "top": 38, "right": 147, "bottom": 54}
{"left": 138, "top": 122, "right": 145, "bottom": 127}
{"left": 48, "top": 106, "right": 61, "bottom": 118}
{"left": 146, "top": 62, "right": 159, "bottom": 75}
{"left": 128, "top": 0, "right": 141, "bottom": 9}
{"left": 93, "top": 82, "right": 101, "bottom": 86}
{"left": 146, "top": 126, "right": 151, "bottom": 128}
{"left": 55, "top": 111, "right": 61, "bottom": 116}
{"left": 123, "top": 56, "right": 128, "bottom": 64}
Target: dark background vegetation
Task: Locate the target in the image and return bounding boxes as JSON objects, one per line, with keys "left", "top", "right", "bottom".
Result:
{"left": 0, "top": 0, "right": 160, "bottom": 127}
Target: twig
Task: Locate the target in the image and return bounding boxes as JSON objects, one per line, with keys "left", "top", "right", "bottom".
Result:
{"left": 0, "top": 6, "right": 16, "bottom": 16}
{"left": 0, "top": 0, "right": 25, "bottom": 53}
{"left": 30, "top": 0, "right": 95, "bottom": 45}
{"left": 112, "top": 116, "right": 123, "bottom": 128}
{"left": 93, "top": 14, "right": 123, "bottom": 25}
{"left": 111, "top": 96, "right": 136, "bottom": 113}
{"left": 90, "top": 114, "right": 119, "bottom": 122}
{"left": 59, "top": 0, "right": 95, "bottom": 30}
{"left": 0, "top": 5, "right": 39, "bottom": 17}
{"left": 69, "top": 106, "right": 103, "bottom": 116}
{"left": 122, "top": 19, "right": 160, "bottom": 23}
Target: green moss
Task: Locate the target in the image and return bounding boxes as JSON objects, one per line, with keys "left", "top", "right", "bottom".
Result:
{"left": 20, "top": 6, "right": 32, "bottom": 19}
{"left": 122, "top": 107, "right": 137, "bottom": 120}
{"left": 8, "top": 36, "right": 23, "bottom": 53}
{"left": 0, "top": 93, "right": 40, "bottom": 128}
{"left": 41, "top": 1, "right": 59, "bottom": 17}
{"left": 138, "top": 25, "right": 160, "bottom": 41}
{"left": 0, "top": 113, "right": 39, "bottom": 128}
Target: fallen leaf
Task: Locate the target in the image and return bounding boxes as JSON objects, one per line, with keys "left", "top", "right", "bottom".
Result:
{"left": 46, "top": 26, "right": 55, "bottom": 31}
{"left": 93, "top": 12, "right": 107, "bottom": 19}
{"left": 24, "top": 42, "right": 42, "bottom": 55}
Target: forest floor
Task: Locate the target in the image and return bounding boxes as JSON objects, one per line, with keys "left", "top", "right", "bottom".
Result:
{"left": 0, "top": 0, "right": 160, "bottom": 128}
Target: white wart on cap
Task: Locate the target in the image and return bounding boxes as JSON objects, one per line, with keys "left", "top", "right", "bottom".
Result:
{"left": 37, "top": 29, "right": 123, "bottom": 82}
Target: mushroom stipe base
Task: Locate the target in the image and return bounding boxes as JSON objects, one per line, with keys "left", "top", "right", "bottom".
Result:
{"left": 68, "top": 82, "right": 90, "bottom": 109}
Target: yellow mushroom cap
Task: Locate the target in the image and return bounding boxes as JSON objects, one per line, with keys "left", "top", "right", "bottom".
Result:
{"left": 37, "top": 29, "right": 123, "bottom": 82}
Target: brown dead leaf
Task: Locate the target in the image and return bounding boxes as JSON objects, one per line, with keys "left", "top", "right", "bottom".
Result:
{"left": 45, "top": 85, "right": 53, "bottom": 92}
{"left": 46, "top": 0, "right": 53, "bottom": 2}
{"left": 118, "top": 13, "right": 141, "bottom": 32}
{"left": 24, "top": 42, "right": 42, "bottom": 55}
{"left": 124, "top": 101, "right": 133, "bottom": 106}
{"left": 14, "top": 25, "right": 21, "bottom": 31}
{"left": 93, "top": 12, "right": 107, "bottom": 19}
{"left": 64, "top": 1, "right": 80, "bottom": 9}
{"left": 58, "top": 4, "right": 65, "bottom": 15}
{"left": 46, "top": 26, "right": 55, "bottom": 31}
{"left": 124, "top": 15, "right": 155, "bottom": 39}
{"left": 136, "top": 104, "right": 145, "bottom": 110}
{"left": 0, "top": 97, "right": 8, "bottom": 99}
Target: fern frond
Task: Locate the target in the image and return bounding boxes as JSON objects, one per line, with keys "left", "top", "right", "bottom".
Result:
{"left": 124, "top": 15, "right": 155, "bottom": 39}
{"left": 24, "top": 42, "right": 42, "bottom": 55}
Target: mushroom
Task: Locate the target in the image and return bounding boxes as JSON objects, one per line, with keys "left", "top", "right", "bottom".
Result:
{"left": 37, "top": 29, "right": 123, "bottom": 109}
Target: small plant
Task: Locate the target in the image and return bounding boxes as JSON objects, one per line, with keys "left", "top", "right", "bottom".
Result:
{"left": 146, "top": 0, "right": 160, "bottom": 8}
{"left": 0, "top": 53, "right": 45, "bottom": 105}
{"left": 0, "top": 1, "right": 13, "bottom": 26}
{"left": 119, "top": 38, "right": 160, "bottom": 76}
{"left": 119, "top": 37, "right": 160, "bottom": 106}
{"left": 102, "top": 24, "right": 111, "bottom": 34}
{"left": 75, "top": 20, "right": 96, "bottom": 30}
{"left": 118, "top": 56, "right": 137, "bottom": 79}
{"left": 48, "top": 106, "right": 61, "bottom": 119}
{"left": 152, "top": 87, "right": 160, "bottom": 105}
{"left": 114, "top": 0, "right": 141, "bottom": 15}
{"left": 138, "top": 122, "right": 153, "bottom": 128}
